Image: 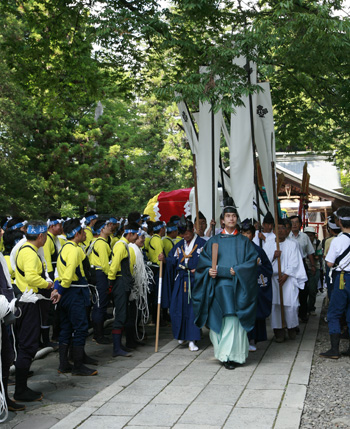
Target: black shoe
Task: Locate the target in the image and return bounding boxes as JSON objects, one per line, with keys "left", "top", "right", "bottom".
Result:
{"left": 58, "top": 344, "right": 73, "bottom": 374}
{"left": 340, "top": 329, "right": 349, "bottom": 340}
{"left": 93, "top": 336, "right": 112, "bottom": 345}
{"left": 7, "top": 397, "right": 26, "bottom": 411}
{"left": 72, "top": 364, "right": 98, "bottom": 376}
{"left": 72, "top": 346, "right": 98, "bottom": 376}
{"left": 223, "top": 361, "right": 236, "bottom": 370}
{"left": 92, "top": 322, "right": 112, "bottom": 345}
{"left": 13, "top": 386, "right": 43, "bottom": 402}
{"left": 320, "top": 333, "right": 341, "bottom": 359}
{"left": 125, "top": 339, "right": 139, "bottom": 349}
{"left": 14, "top": 368, "right": 43, "bottom": 402}
{"left": 83, "top": 352, "right": 98, "bottom": 366}
{"left": 112, "top": 334, "right": 132, "bottom": 357}
{"left": 121, "top": 344, "right": 134, "bottom": 352}
{"left": 3, "top": 377, "right": 26, "bottom": 411}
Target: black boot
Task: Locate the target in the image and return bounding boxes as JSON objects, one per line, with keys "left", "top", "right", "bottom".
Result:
{"left": 41, "top": 327, "right": 58, "bottom": 351}
{"left": 125, "top": 327, "right": 139, "bottom": 349}
{"left": 320, "top": 333, "right": 341, "bottom": 359}
{"left": 3, "top": 377, "right": 26, "bottom": 411}
{"left": 14, "top": 368, "right": 43, "bottom": 402}
{"left": 58, "top": 344, "right": 73, "bottom": 374}
{"left": 72, "top": 346, "right": 98, "bottom": 376}
{"left": 92, "top": 322, "right": 111, "bottom": 345}
{"left": 112, "top": 333, "right": 132, "bottom": 357}
{"left": 83, "top": 351, "right": 98, "bottom": 366}
{"left": 341, "top": 340, "right": 350, "bottom": 356}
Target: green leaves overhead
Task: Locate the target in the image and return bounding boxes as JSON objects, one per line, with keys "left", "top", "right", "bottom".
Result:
{"left": 0, "top": 0, "right": 350, "bottom": 219}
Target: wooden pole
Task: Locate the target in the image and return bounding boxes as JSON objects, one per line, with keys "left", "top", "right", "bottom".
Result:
{"left": 154, "top": 261, "right": 163, "bottom": 352}
{"left": 211, "top": 107, "right": 216, "bottom": 237}
{"left": 212, "top": 243, "right": 219, "bottom": 270}
{"left": 193, "top": 153, "right": 200, "bottom": 234}
{"left": 271, "top": 161, "right": 286, "bottom": 329}
{"left": 246, "top": 59, "right": 262, "bottom": 245}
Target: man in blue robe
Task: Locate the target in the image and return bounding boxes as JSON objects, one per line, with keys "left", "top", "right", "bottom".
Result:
{"left": 241, "top": 221, "right": 272, "bottom": 350}
{"left": 192, "top": 203, "right": 258, "bottom": 369}
{"left": 161, "top": 218, "right": 206, "bottom": 351}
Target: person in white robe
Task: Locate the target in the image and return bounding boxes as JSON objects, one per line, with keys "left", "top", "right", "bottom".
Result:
{"left": 253, "top": 212, "right": 276, "bottom": 249}
{"left": 264, "top": 219, "right": 307, "bottom": 342}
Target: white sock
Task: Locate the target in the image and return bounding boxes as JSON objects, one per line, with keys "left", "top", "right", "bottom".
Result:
{"left": 189, "top": 341, "right": 199, "bottom": 351}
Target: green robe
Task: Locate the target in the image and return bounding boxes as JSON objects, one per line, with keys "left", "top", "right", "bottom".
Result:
{"left": 193, "top": 233, "right": 258, "bottom": 334}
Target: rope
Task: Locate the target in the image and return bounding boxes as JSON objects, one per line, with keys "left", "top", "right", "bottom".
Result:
{"left": 129, "top": 244, "right": 153, "bottom": 340}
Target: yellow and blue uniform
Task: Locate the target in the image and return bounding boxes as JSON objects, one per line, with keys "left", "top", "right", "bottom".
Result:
{"left": 4, "top": 254, "right": 15, "bottom": 282}
{"left": 15, "top": 242, "right": 49, "bottom": 369}
{"left": 55, "top": 241, "right": 89, "bottom": 346}
{"left": 163, "top": 236, "right": 175, "bottom": 258}
{"left": 89, "top": 237, "right": 111, "bottom": 325}
{"left": 43, "top": 232, "right": 59, "bottom": 280}
{"left": 90, "top": 237, "right": 111, "bottom": 275}
{"left": 147, "top": 234, "right": 164, "bottom": 266}
{"left": 110, "top": 235, "right": 120, "bottom": 251}
{"left": 83, "top": 226, "right": 94, "bottom": 250}
{"left": 15, "top": 243, "right": 48, "bottom": 293}
{"left": 108, "top": 237, "right": 136, "bottom": 280}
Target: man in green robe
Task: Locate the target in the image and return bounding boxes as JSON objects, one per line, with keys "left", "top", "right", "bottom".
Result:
{"left": 192, "top": 203, "right": 258, "bottom": 369}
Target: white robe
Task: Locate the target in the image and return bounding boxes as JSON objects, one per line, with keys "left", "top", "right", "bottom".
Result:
{"left": 253, "top": 230, "right": 276, "bottom": 249}
{"left": 264, "top": 239, "right": 307, "bottom": 329}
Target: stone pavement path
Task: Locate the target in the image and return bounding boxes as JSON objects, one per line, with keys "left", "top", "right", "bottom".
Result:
{"left": 3, "top": 323, "right": 174, "bottom": 429}
{"left": 49, "top": 294, "right": 323, "bottom": 429}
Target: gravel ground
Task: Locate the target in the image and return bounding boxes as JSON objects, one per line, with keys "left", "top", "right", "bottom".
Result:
{"left": 301, "top": 295, "right": 350, "bottom": 429}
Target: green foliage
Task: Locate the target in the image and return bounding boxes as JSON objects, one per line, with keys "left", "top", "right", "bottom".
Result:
{"left": 1, "top": 0, "right": 350, "bottom": 219}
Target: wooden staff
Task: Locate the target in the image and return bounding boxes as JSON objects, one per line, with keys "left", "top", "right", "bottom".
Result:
{"left": 212, "top": 243, "right": 219, "bottom": 270}
{"left": 211, "top": 107, "right": 216, "bottom": 237}
{"left": 193, "top": 153, "right": 200, "bottom": 234}
{"left": 299, "top": 162, "right": 308, "bottom": 225}
{"left": 154, "top": 261, "right": 164, "bottom": 352}
{"left": 271, "top": 161, "right": 286, "bottom": 328}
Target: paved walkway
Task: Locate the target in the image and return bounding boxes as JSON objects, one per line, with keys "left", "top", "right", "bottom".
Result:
{"left": 51, "top": 294, "right": 323, "bottom": 429}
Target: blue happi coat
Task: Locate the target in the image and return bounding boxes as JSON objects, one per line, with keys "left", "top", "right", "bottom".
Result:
{"left": 164, "top": 235, "right": 206, "bottom": 341}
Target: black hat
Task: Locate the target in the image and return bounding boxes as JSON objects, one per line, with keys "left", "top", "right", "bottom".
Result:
{"left": 277, "top": 217, "right": 285, "bottom": 226}
{"left": 177, "top": 215, "right": 194, "bottom": 233}
{"left": 222, "top": 197, "right": 238, "bottom": 215}
{"left": 263, "top": 212, "right": 274, "bottom": 225}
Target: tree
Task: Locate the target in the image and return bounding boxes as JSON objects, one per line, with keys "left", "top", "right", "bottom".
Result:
{"left": 95, "top": 0, "right": 350, "bottom": 159}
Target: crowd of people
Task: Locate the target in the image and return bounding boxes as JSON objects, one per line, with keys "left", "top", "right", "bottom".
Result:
{"left": 0, "top": 202, "right": 349, "bottom": 419}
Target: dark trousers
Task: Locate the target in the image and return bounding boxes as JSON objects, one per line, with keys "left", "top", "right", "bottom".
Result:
{"left": 59, "top": 287, "right": 89, "bottom": 346}
{"left": 126, "top": 300, "right": 137, "bottom": 330}
{"left": 15, "top": 302, "right": 41, "bottom": 369}
{"left": 38, "top": 288, "right": 52, "bottom": 328}
{"left": 299, "top": 260, "right": 309, "bottom": 319}
{"left": 91, "top": 271, "right": 109, "bottom": 325}
{"left": 328, "top": 272, "right": 350, "bottom": 334}
{"left": 307, "top": 268, "right": 320, "bottom": 312}
{"left": 1, "top": 324, "right": 14, "bottom": 378}
{"left": 111, "top": 277, "right": 129, "bottom": 330}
